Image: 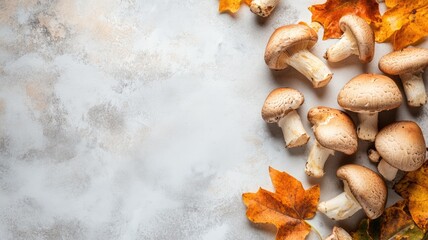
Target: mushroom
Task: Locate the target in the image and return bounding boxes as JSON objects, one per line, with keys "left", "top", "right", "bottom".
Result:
{"left": 325, "top": 226, "right": 352, "bottom": 240}
{"left": 337, "top": 73, "right": 402, "bottom": 141}
{"left": 325, "top": 15, "right": 374, "bottom": 63}
{"left": 318, "top": 164, "right": 387, "bottom": 220}
{"left": 250, "top": 0, "right": 280, "bottom": 17}
{"left": 265, "top": 24, "right": 333, "bottom": 88}
{"left": 261, "top": 88, "right": 310, "bottom": 148}
{"left": 305, "top": 106, "right": 358, "bottom": 178}
{"left": 370, "top": 121, "right": 427, "bottom": 181}
{"left": 379, "top": 47, "right": 428, "bottom": 107}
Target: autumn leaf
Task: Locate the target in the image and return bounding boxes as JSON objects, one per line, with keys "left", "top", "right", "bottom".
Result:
{"left": 309, "top": 0, "right": 381, "bottom": 39}
{"left": 395, "top": 161, "right": 428, "bottom": 230}
{"left": 242, "top": 167, "right": 320, "bottom": 240}
{"left": 353, "top": 200, "right": 427, "bottom": 240}
{"left": 219, "top": 0, "right": 251, "bottom": 13}
{"left": 374, "top": 0, "right": 428, "bottom": 50}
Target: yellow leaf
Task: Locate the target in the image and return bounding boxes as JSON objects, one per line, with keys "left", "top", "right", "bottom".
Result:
{"left": 242, "top": 167, "right": 320, "bottom": 240}
{"left": 374, "top": 0, "right": 428, "bottom": 50}
{"left": 309, "top": 0, "right": 381, "bottom": 39}
{"left": 219, "top": 0, "right": 251, "bottom": 13}
{"left": 395, "top": 161, "right": 428, "bottom": 230}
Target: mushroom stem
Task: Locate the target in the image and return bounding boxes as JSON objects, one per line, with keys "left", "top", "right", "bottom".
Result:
{"left": 368, "top": 149, "right": 381, "bottom": 163}
{"left": 286, "top": 49, "right": 333, "bottom": 88}
{"left": 318, "top": 183, "right": 362, "bottom": 220}
{"left": 325, "top": 227, "right": 352, "bottom": 240}
{"left": 357, "top": 112, "right": 378, "bottom": 141}
{"left": 325, "top": 31, "right": 358, "bottom": 62}
{"left": 399, "top": 72, "right": 427, "bottom": 107}
{"left": 305, "top": 140, "right": 335, "bottom": 177}
{"left": 277, "top": 110, "right": 310, "bottom": 148}
{"left": 250, "top": 0, "right": 280, "bottom": 17}
{"left": 377, "top": 159, "right": 398, "bottom": 181}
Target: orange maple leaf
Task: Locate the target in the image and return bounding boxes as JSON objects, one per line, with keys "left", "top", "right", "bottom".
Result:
{"left": 219, "top": 0, "right": 251, "bottom": 13}
{"left": 374, "top": 0, "right": 428, "bottom": 50}
{"left": 309, "top": 0, "right": 381, "bottom": 39}
{"left": 395, "top": 161, "right": 428, "bottom": 230}
{"left": 242, "top": 167, "right": 320, "bottom": 240}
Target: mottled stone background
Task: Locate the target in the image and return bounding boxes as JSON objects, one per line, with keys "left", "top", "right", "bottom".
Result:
{"left": 0, "top": 0, "right": 427, "bottom": 239}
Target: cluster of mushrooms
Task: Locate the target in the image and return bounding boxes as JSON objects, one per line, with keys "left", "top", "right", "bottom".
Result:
{"left": 260, "top": 15, "right": 428, "bottom": 239}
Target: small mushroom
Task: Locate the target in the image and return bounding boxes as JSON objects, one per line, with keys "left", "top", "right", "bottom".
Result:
{"left": 261, "top": 88, "right": 310, "bottom": 148}
{"left": 318, "top": 164, "right": 387, "bottom": 220}
{"left": 265, "top": 24, "right": 333, "bottom": 88}
{"left": 379, "top": 47, "right": 428, "bottom": 107}
{"left": 370, "top": 121, "right": 427, "bottom": 181}
{"left": 325, "top": 226, "right": 352, "bottom": 240}
{"left": 337, "top": 73, "right": 402, "bottom": 141}
{"left": 325, "top": 15, "right": 374, "bottom": 63}
{"left": 305, "top": 107, "right": 358, "bottom": 178}
{"left": 250, "top": 0, "right": 280, "bottom": 17}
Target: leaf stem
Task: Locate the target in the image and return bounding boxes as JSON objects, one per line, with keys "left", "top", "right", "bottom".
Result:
{"left": 307, "top": 222, "right": 323, "bottom": 240}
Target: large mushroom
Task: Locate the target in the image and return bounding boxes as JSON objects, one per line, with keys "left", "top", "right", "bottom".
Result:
{"left": 261, "top": 88, "right": 310, "bottom": 148}
{"left": 325, "top": 226, "right": 352, "bottom": 240}
{"left": 325, "top": 15, "right": 374, "bottom": 63}
{"left": 379, "top": 47, "right": 428, "bottom": 107}
{"left": 305, "top": 106, "right": 358, "bottom": 178}
{"left": 369, "top": 121, "right": 427, "bottom": 181}
{"left": 265, "top": 24, "right": 333, "bottom": 88}
{"left": 337, "top": 73, "right": 402, "bottom": 141}
{"left": 250, "top": 0, "right": 280, "bottom": 17}
{"left": 318, "top": 164, "right": 387, "bottom": 220}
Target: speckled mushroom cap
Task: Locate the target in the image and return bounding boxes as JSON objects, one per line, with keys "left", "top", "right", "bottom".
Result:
{"left": 339, "top": 15, "right": 374, "bottom": 63}
{"left": 261, "top": 88, "right": 304, "bottom": 123}
{"left": 375, "top": 121, "right": 427, "bottom": 171}
{"left": 307, "top": 106, "right": 357, "bottom": 154}
{"left": 337, "top": 73, "right": 402, "bottom": 113}
{"left": 337, "top": 164, "right": 387, "bottom": 220}
{"left": 265, "top": 24, "right": 318, "bottom": 70}
{"left": 379, "top": 48, "right": 428, "bottom": 75}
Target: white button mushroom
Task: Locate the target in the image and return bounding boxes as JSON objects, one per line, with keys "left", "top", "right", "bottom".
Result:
{"left": 250, "top": 0, "right": 280, "bottom": 17}
{"left": 370, "top": 121, "right": 427, "bottom": 181}
{"left": 261, "top": 88, "right": 310, "bottom": 148}
{"left": 325, "top": 15, "right": 374, "bottom": 63}
{"left": 305, "top": 106, "right": 358, "bottom": 178}
{"left": 379, "top": 47, "right": 428, "bottom": 107}
{"left": 264, "top": 24, "right": 333, "bottom": 88}
{"left": 318, "top": 164, "right": 387, "bottom": 220}
{"left": 325, "top": 226, "right": 352, "bottom": 240}
{"left": 337, "top": 73, "right": 402, "bottom": 142}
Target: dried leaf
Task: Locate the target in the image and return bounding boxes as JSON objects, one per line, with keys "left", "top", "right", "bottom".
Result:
{"left": 395, "top": 161, "right": 428, "bottom": 230}
{"left": 242, "top": 167, "right": 320, "bottom": 240}
{"left": 218, "top": 0, "right": 251, "bottom": 13}
{"left": 353, "top": 200, "right": 428, "bottom": 240}
{"left": 309, "top": 0, "right": 381, "bottom": 39}
{"left": 374, "top": 0, "right": 428, "bottom": 50}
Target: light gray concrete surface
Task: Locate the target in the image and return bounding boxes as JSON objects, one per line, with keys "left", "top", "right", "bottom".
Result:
{"left": 0, "top": 0, "right": 427, "bottom": 239}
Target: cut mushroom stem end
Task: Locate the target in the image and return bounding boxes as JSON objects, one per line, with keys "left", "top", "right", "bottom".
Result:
{"left": 250, "top": 0, "right": 280, "bottom": 17}
{"left": 357, "top": 112, "right": 378, "bottom": 141}
{"left": 277, "top": 110, "right": 310, "bottom": 148}
{"left": 287, "top": 49, "right": 333, "bottom": 88}
{"left": 325, "top": 31, "right": 358, "bottom": 63}
{"left": 318, "top": 183, "right": 362, "bottom": 220}
{"left": 377, "top": 159, "right": 398, "bottom": 181}
{"left": 400, "top": 72, "right": 427, "bottom": 107}
{"left": 305, "top": 140, "right": 335, "bottom": 178}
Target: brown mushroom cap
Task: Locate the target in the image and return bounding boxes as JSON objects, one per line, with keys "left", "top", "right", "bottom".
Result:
{"left": 337, "top": 164, "right": 387, "bottom": 219}
{"left": 339, "top": 15, "right": 374, "bottom": 63}
{"left": 308, "top": 106, "right": 357, "bottom": 154}
{"left": 264, "top": 24, "right": 318, "bottom": 70}
{"left": 375, "top": 121, "right": 426, "bottom": 171}
{"left": 379, "top": 48, "right": 428, "bottom": 75}
{"left": 261, "top": 88, "right": 304, "bottom": 123}
{"left": 337, "top": 73, "right": 402, "bottom": 113}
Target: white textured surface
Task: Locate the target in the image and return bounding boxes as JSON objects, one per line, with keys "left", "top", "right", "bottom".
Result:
{"left": 0, "top": 1, "right": 427, "bottom": 239}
